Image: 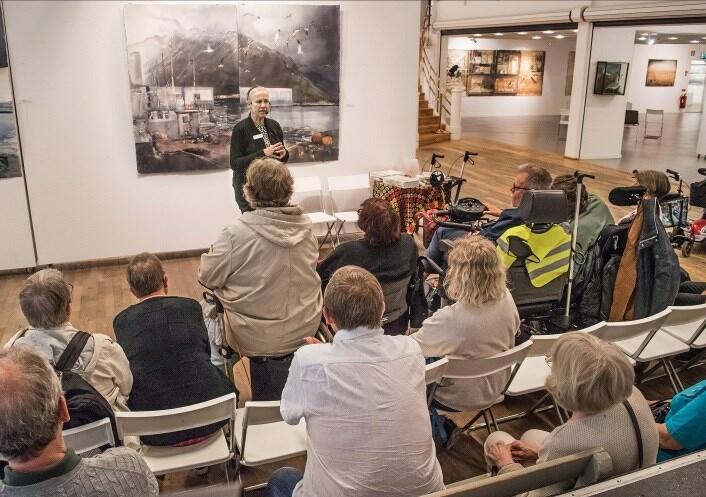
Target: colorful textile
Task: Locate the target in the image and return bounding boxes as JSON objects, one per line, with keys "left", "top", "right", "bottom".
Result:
{"left": 373, "top": 180, "right": 444, "bottom": 233}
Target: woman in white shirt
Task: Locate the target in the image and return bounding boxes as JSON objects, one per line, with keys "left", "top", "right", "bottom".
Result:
{"left": 411, "top": 235, "right": 520, "bottom": 413}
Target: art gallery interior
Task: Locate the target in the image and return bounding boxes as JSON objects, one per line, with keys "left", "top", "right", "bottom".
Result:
{"left": 2, "top": 1, "right": 706, "bottom": 496}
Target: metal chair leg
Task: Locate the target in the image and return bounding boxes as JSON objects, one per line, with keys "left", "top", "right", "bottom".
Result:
{"left": 487, "top": 407, "right": 499, "bottom": 432}
{"left": 553, "top": 401, "right": 566, "bottom": 424}
{"left": 481, "top": 410, "right": 493, "bottom": 435}
{"left": 334, "top": 220, "right": 346, "bottom": 246}
{"left": 318, "top": 222, "right": 336, "bottom": 249}
{"left": 662, "top": 359, "right": 684, "bottom": 393}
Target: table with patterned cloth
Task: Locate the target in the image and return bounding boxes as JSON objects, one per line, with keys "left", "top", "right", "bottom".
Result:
{"left": 372, "top": 180, "right": 445, "bottom": 233}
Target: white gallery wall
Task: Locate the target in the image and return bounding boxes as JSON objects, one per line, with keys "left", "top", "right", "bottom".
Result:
{"left": 448, "top": 37, "right": 576, "bottom": 117}
{"left": 627, "top": 42, "right": 706, "bottom": 114}
{"left": 2, "top": 1, "right": 419, "bottom": 266}
{"left": 579, "top": 26, "right": 636, "bottom": 160}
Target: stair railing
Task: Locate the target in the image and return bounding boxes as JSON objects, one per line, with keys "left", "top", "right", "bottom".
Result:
{"left": 419, "top": 0, "right": 451, "bottom": 129}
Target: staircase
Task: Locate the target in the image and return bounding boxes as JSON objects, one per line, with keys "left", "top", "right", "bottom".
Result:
{"left": 417, "top": 1, "right": 451, "bottom": 147}
{"left": 418, "top": 89, "right": 450, "bottom": 146}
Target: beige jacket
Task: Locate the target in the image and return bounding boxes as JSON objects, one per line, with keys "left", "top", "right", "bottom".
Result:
{"left": 199, "top": 206, "right": 323, "bottom": 357}
{"left": 5, "top": 323, "right": 132, "bottom": 411}
{"left": 411, "top": 290, "right": 520, "bottom": 411}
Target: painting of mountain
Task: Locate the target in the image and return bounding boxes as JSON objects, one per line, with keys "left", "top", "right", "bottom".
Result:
{"left": 0, "top": 5, "right": 23, "bottom": 180}
{"left": 123, "top": 3, "right": 340, "bottom": 174}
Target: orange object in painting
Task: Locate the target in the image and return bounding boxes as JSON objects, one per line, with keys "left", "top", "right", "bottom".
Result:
{"left": 311, "top": 131, "right": 322, "bottom": 143}
{"left": 322, "top": 135, "right": 333, "bottom": 146}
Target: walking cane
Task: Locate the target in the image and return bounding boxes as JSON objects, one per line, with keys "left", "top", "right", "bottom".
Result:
{"left": 557, "top": 170, "right": 595, "bottom": 329}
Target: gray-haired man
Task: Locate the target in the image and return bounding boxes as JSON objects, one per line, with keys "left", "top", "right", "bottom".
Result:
{"left": 0, "top": 347, "right": 157, "bottom": 497}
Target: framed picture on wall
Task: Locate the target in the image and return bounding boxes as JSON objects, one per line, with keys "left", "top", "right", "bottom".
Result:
{"left": 594, "top": 61, "right": 629, "bottom": 95}
{"left": 565, "top": 51, "right": 575, "bottom": 96}
{"left": 518, "top": 50, "right": 545, "bottom": 96}
{"left": 646, "top": 59, "right": 677, "bottom": 87}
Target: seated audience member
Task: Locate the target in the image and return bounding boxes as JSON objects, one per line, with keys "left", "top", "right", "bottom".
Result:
{"left": 411, "top": 236, "right": 519, "bottom": 418}
{"left": 199, "top": 157, "right": 323, "bottom": 401}
{"left": 551, "top": 174, "right": 614, "bottom": 276}
{"left": 0, "top": 347, "right": 158, "bottom": 497}
{"left": 657, "top": 378, "right": 706, "bottom": 461}
{"left": 425, "top": 163, "right": 552, "bottom": 267}
{"left": 317, "top": 198, "right": 417, "bottom": 335}
{"left": 486, "top": 333, "right": 657, "bottom": 497}
{"left": 268, "top": 266, "right": 445, "bottom": 497}
{"left": 113, "top": 252, "right": 235, "bottom": 446}
{"left": 4, "top": 269, "right": 132, "bottom": 411}
{"left": 627, "top": 169, "right": 706, "bottom": 306}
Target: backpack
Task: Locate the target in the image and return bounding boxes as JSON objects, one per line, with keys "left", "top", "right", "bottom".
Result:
{"left": 54, "top": 331, "right": 118, "bottom": 439}
{"left": 691, "top": 179, "right": 706, "bottom": 208}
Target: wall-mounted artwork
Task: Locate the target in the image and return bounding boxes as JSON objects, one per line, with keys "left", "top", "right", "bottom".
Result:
{"left": 594, "top": 61, "right": 629, "bottom": 95}
{"left": 0, "top": 6, "right": 22, "bottom": 180}
{"left": 124, "top": 3, "right": 340, "bottom": 174}
{"left": 447, "top": 49, "right": 468, "bottom": 85}
{"left": 646, "top": 59, "right": 677, "bottom": 87}
{"left": 466, "top": 49, "right": 545, "bottom": 96}
{"left": 565, "top": 51, "right": 575, "bottom": 96}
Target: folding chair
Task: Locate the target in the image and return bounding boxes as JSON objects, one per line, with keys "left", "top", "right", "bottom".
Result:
{"left": 326, "top": 173, "right": 371, "bottom": 244}
{"left": 558, "top": 108, "right": 570, "bottom": 140}
{"left": 644, "top": 109, "right": 664, "bottom": 140}
{"left": 589, "top": 309, "right": 689, "bottom": 393}
{"left": 500, "top": 322, "right": 606, "bottom": 425}
{"left": 63, "top": 418, "right": 115, "bottom": 456}
{"left": 293, "top": 176, "right": 338, "bottom": 248}
{"left": 443, "top": 341, "right": 532, "bottom": 449}
{"left": 425, "top": 357, "right": 450, "bottom": 407}
{"left": 114, "top": 393, "right": 236, "bottom": 478}
{"left": 233, "top": 400, "right": 307, "bottom": 491}
{"left": 661, "top": 303, "right": 706, "bottom": 376}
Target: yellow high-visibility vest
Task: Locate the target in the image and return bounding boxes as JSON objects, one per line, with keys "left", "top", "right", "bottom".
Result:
{"left": 496, "top": 224, "right": 572, "bottom": 287}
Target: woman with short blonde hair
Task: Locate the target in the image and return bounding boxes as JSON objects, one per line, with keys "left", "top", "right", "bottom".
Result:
{"left": 485, "top": 333, "right": 658, "bottom": 497}
{"left": 411, "top": 235, "right": 520, "bottom": 419}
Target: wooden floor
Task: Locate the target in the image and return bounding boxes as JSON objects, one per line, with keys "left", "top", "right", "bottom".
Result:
{"left": 0, "top": 135, "right": 704, "bottom": 493}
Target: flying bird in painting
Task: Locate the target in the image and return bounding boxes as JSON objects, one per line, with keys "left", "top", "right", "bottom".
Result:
{"left": 273, "top": 29, "right": 280, "bottom": 45}
{"left": 297, "top": 39, "right": 303, "bottom": 55}
{"left": 285, "top": 13, "right": 292, "bottom": 19}
{"left": 242, "top": 12, "right": 260, "bottom": 20}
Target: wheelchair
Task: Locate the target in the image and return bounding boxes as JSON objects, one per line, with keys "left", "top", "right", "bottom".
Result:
{"left": 413, "top": 190, "right": 572, "bottom": 334}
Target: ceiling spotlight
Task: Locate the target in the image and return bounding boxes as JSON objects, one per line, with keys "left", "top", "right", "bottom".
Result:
{"left": 637, "top": 36, "right": 647, "bottom": 41}
{"left": 542, "top": 30, "right": 555, "bottom": 34}
{"left": 555, "top": 34, "right": 565, "bottom": 39}
{"left": 203, "top": 44, "right": 214, "bottom": 54}
{"left": 532, "top": 36, "right": 542, "bottom": 40}
{"left": 691, "top": 40, "right": 700, "bottom": 43}
{"left": 642, "top": 32, "right": 649, "bottom": 36}
{"left": 572, "top": 29, "right": 578, "bottom": 33}
{"left": 702, "top": 36, "right": 706, "bottom": 40}
{"left": 494, "top": 32, "right": 504, "bottom": 36}
{"left": 668, "top": 37, "right": 679, "bottom": 40}
{"left": 218, "top": 63, "right": 224, "bottom": 68}
{"left": 517, "top": 31, "right": 528, "bottom": 35}
{"left": 473, "top": 33, "right": 482, "bottom": 37}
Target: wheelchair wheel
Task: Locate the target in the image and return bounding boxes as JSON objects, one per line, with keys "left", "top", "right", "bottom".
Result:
{"left": 682, "top": 238, "right": 694, "bottom": 257}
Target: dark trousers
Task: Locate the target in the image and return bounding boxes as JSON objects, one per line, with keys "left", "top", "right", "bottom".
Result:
{"left": 267, "top": 467, "right": 304, "bottom": 497}
{"left": 674, "top": 281, "right": 706, "bottom": 306}
{"left": 382, "top": 310, "right": 410, "bottom": 336}
{"left": 249, "top": 354, "right": 294, "bottom": 401}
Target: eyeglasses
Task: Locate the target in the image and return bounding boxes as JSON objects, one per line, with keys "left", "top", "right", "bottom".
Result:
{"left": 510, "top": 185, "right": 530, "bottom": 193}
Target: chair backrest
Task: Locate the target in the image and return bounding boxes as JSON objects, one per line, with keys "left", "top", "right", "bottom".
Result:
{"left": 326, "top": 173, "right": 371, "bottom": 213}
{"left": 592, "top": 309, "right": 671, "bottom": 357}
{"left": 293, "top": 176, "right": 326, "bottom": 213}
{"left": 423, "top": 448, "right": 612, "bottom": 497}
{"left": 517, "top": 190, "right": 569, "bottom": 225}
{"left": 625, "top": 109, "right": 639, "bottom": 125}
{"left": 425, "top": 357, "right": 450, "bottom": 385}
{"left": 445, "top": 341, "right": 532, "bottom": 380}
{"left": 663, "top": 304, "right": 706, "bottom": 345}
{"left": 646, "top": 108, "right": 664, "bottom": 116}
{"left": 239, "top": 401, "right": 284, "bottom": 459}
{"left": 63, "top": 418, "right": 115, "bottom": 456}
{"left": 114, "top": 393, "right": 236, "bottom": 441}
{"left": 526, "top": 322, "right": 607, "bottom": 357}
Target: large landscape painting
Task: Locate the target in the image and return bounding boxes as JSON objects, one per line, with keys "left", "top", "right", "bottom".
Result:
{"left": 0, "top": 6, "right": 22, "bottom": 179}
{"left": 124, "top": 4, "right": 340, "bottom": 174}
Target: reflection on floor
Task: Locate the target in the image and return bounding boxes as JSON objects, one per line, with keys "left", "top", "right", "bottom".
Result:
{"left": 463, "top": 112, "right": 705, "bottom": 184}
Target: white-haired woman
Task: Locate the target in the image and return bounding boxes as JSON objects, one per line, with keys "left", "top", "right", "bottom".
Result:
{"left": 486, "top": 333, "right": 658, "bottom": 497}
{"left": 411, "top": 235, "right": 520, "bottom": 414}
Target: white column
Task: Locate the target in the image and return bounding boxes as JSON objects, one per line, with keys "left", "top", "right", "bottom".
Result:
{"left": 449, "top": 87, "right": 463, "bottom": 140}
{"left": 564, "top": 21, "right": 592, "bottom": 159}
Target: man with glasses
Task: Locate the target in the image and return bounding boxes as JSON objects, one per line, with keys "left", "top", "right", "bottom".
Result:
{"left": 426, "top": 163, "right": 552, "bottom": 266}
{"left": 4, "top": 268, "right": 132, "bottom": 411}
